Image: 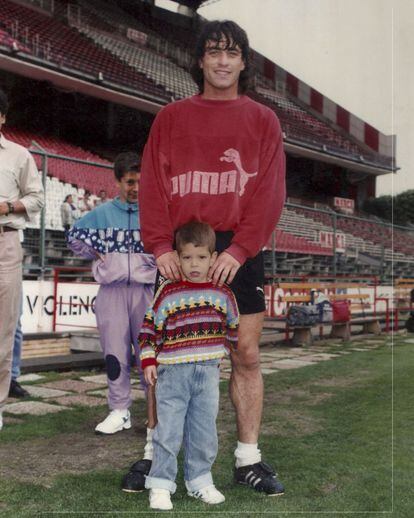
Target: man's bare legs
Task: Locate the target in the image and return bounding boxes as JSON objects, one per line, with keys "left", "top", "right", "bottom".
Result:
{"left": 230, "top": 312, "right": 264, "bottom": 443}
{"left": 123, "top": 309, "right": 284, "bottom": 493}
{"left": 141, "top": 313, "right": 264, "bottom": 458}
{"left": 230, "top": 312, "right": 284, "bottom": 494}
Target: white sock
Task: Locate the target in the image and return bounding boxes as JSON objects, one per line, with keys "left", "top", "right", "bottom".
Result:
{"left": 234, "top": 441, "right": 261, "bottom": 468}
{"left": 112, "top": 408, "right": 129, "bottom": 417}
{"left": 143, "top": 427, "right": 155, "bottom": 460}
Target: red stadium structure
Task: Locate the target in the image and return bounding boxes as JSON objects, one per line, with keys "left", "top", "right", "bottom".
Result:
{"left": 0, "top": 0, "right": 411, "bottom": 345}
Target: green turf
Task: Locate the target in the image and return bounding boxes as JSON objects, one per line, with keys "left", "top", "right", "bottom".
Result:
{"left": 1, "top": 335, "right": 412, "bottom": 517}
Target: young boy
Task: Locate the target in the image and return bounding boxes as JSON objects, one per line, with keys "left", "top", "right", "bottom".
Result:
{"left": 140, "top": 221, "right": 239, "bottom": 510}
{"left": 67, "top": 152, "right": 157, "bottom": 434}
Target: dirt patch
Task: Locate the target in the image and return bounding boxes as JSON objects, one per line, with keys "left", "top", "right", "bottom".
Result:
{"left": 320, "top": 482, "right": 338, "bottom": 494}
{"left": 261, "top": 409, "right": 323, "bottom": 438}
{"left": 311, "top": 372, "right": 371, "bottom": 388}
{"left": 266, "top": 387, "right": 333, "bottom": 406}
{"left": 0, "top": 421, "right": 147, "bottom": 486}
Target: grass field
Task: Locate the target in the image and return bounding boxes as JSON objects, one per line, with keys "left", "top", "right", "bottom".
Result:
{"left": 0, "top": 335, "right": 412, "bottom": 517}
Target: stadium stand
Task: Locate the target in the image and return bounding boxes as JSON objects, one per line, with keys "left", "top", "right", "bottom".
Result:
{"left": 0, "top": 27, "right": 31, "bottom": 53}
{"left": 0, "top": 0, "right": 407, "bottom": 284}
{"left": 0, "top": 0, "right": 392, "bottom": 168}
{"left": 76, "top": 26, "right": 197, "bottom": 99}
{"left": 251, "top": 86, "right": 391, "bottom": 167}
{"left": 291, "top": 205, "right": 414, "bottom": 262}
{"left": 269, "top": 228, "right": 333, "bottom": 256}
{"left": 1, "top": 0, "right": 171, "bottom": 101}
{"left": 2, "top": 126, "right": 115, "bottom": 199}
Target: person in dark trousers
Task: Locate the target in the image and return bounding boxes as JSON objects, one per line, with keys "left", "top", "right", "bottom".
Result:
{"left": 8, "top": 295, "right": 29, "bottom": 398}
{"left": 122, "top": 20, "right": 286, "bottom": 496}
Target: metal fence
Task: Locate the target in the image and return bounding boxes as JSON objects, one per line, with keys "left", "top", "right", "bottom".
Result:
{"left": 271, "top": 201, "right": 414, "bottom": 281}
{"left": 23, "top": 149, "right": 414, "bottom": 283}
{"left": 26, "top": 147, "right": 113, "bottom": 279}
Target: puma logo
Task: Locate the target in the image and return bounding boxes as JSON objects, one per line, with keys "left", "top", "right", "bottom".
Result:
{"left": 171, "top": 148, "right": 257, "bottom": 198}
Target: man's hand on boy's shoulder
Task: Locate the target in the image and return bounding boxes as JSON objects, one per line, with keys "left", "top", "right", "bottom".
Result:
{"left": 144, "top": 365, "right": 158, "bottom": 386}
{"left": 156, "top": 251, "right": 181, "bottom": 281}
{"left": 209, "top": 252, "right": 240, "bottom": 287}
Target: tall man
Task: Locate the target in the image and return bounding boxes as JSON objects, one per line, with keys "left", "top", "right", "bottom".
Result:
{"left": 0, "top": 87, "right": 44, "bottom": 430}
{"left": 122, "top": 20, "right": 286, "bottom": 495}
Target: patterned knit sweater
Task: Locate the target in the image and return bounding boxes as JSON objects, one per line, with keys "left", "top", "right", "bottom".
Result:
{"left": 139, "top": 280, "right": 239, "bottom": 368}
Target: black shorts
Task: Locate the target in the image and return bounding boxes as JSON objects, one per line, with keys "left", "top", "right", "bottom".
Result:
{"left": 216, "top": 231, "right": 265, "bottom": 315}
{"left": 155, "top": 231, "right": 265, "bottom": 315}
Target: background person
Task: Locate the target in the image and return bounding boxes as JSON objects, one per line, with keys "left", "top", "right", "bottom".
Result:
{"left": 95, "top": 189, "right": 109, "bottom": 207}
{"left": 78, "top": 190, "right": 94, "bottom": 215}
{"left": 67, "top": 152, "right": 157, "bottom": 435}
{"left": 60, "top": 194, "right": 77, "bottom": 230}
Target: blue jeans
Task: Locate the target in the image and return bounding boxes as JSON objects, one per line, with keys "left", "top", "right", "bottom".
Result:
{"left": 11, "top": 293, "right": 23, "bottom": 381}
{"left": 145, "top": 360, "right": 220, "bottom": 494}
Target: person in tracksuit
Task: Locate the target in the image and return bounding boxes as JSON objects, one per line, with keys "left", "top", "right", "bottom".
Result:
{"left": 67, "top": 152, "right": 156, "bottom": 434}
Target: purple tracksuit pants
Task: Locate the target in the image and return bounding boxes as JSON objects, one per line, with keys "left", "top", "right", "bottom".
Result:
{"left": 94, "top": 282, "right": 153, "bottom": 410}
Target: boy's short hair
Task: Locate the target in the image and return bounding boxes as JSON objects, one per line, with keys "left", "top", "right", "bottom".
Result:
{"left": 190, "top": 20, "right": 250, "bottom": 94}
{"left": 114, "top": 152, "right": 141, "bottom": 181}
{"left": 175, "top": 221, "right": 216, "bottom": 254}
{"left": 0, "top": 87, "right": 9, "bottom": 116}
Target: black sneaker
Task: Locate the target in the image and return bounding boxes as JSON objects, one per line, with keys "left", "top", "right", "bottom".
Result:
{"left": 121, "top": 459, "right": 152, "bottom": 492}
{"left": 9, "top": 379, "right": 29, "bottom": 398}
{"left": 234, "top": 461, "right": 284, "bottom": 496}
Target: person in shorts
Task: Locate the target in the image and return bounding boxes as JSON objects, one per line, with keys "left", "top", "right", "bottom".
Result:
{"left": 122, "top": 20, "right": 286, "bottom": 496}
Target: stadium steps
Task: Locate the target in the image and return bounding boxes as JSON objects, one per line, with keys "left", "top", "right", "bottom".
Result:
{"left": 3, "top": 127, "right": 115, "bottom": 200}
{"left": 1, "top": 0, "right": 170, "bottom": 102}
{"left": 76, "top": 26, "right": 197, "bottom": 100}
{"left": 251, "top": 86, "right": 391, "bottom": 168}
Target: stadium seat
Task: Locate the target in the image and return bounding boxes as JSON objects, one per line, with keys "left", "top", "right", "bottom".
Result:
{"left": 1, "top": 0, "right": 170, "bottom": 102}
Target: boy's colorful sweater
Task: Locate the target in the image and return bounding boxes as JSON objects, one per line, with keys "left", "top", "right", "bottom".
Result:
{"left": 139, "top": 280, "right": 239, "bottom": 368}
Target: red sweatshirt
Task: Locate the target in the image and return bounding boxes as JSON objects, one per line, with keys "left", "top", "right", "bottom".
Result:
{"left": 139, "top": 95, "right": 286, "bottom": 265}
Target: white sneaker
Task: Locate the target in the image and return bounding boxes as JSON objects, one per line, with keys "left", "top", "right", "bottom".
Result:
{"left": 95, "top": 409, "right": 131, "bottom": 434}
{"left": 0, "top": 411, "right": 3, "bottom": 431}
{"left": 188, "top": 484, "right": 225, "bottom": 504}
{"left": 149, "top": 488, "right": 173, "bottom": 510}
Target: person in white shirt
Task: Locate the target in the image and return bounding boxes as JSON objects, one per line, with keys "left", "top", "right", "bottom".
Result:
{"left": 0, "top": 87, "right": 44, "bottom": 430}
{"left": 78, "top": 190, "right": 94, "bottom": 215}
{"left": 61, "top": 194, "right": 77, "bottom": 230}
{"left": 95, "top": 189, "right": 109, "bottom": 207}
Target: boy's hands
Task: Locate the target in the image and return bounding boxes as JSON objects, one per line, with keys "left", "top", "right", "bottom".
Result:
{"left": 144, "top": 365, "right": 158, "bottom": 386}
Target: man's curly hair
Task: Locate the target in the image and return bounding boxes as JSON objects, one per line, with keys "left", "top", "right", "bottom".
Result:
{"left": 190, "top": 20, "right": 251, "bottom": 94}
